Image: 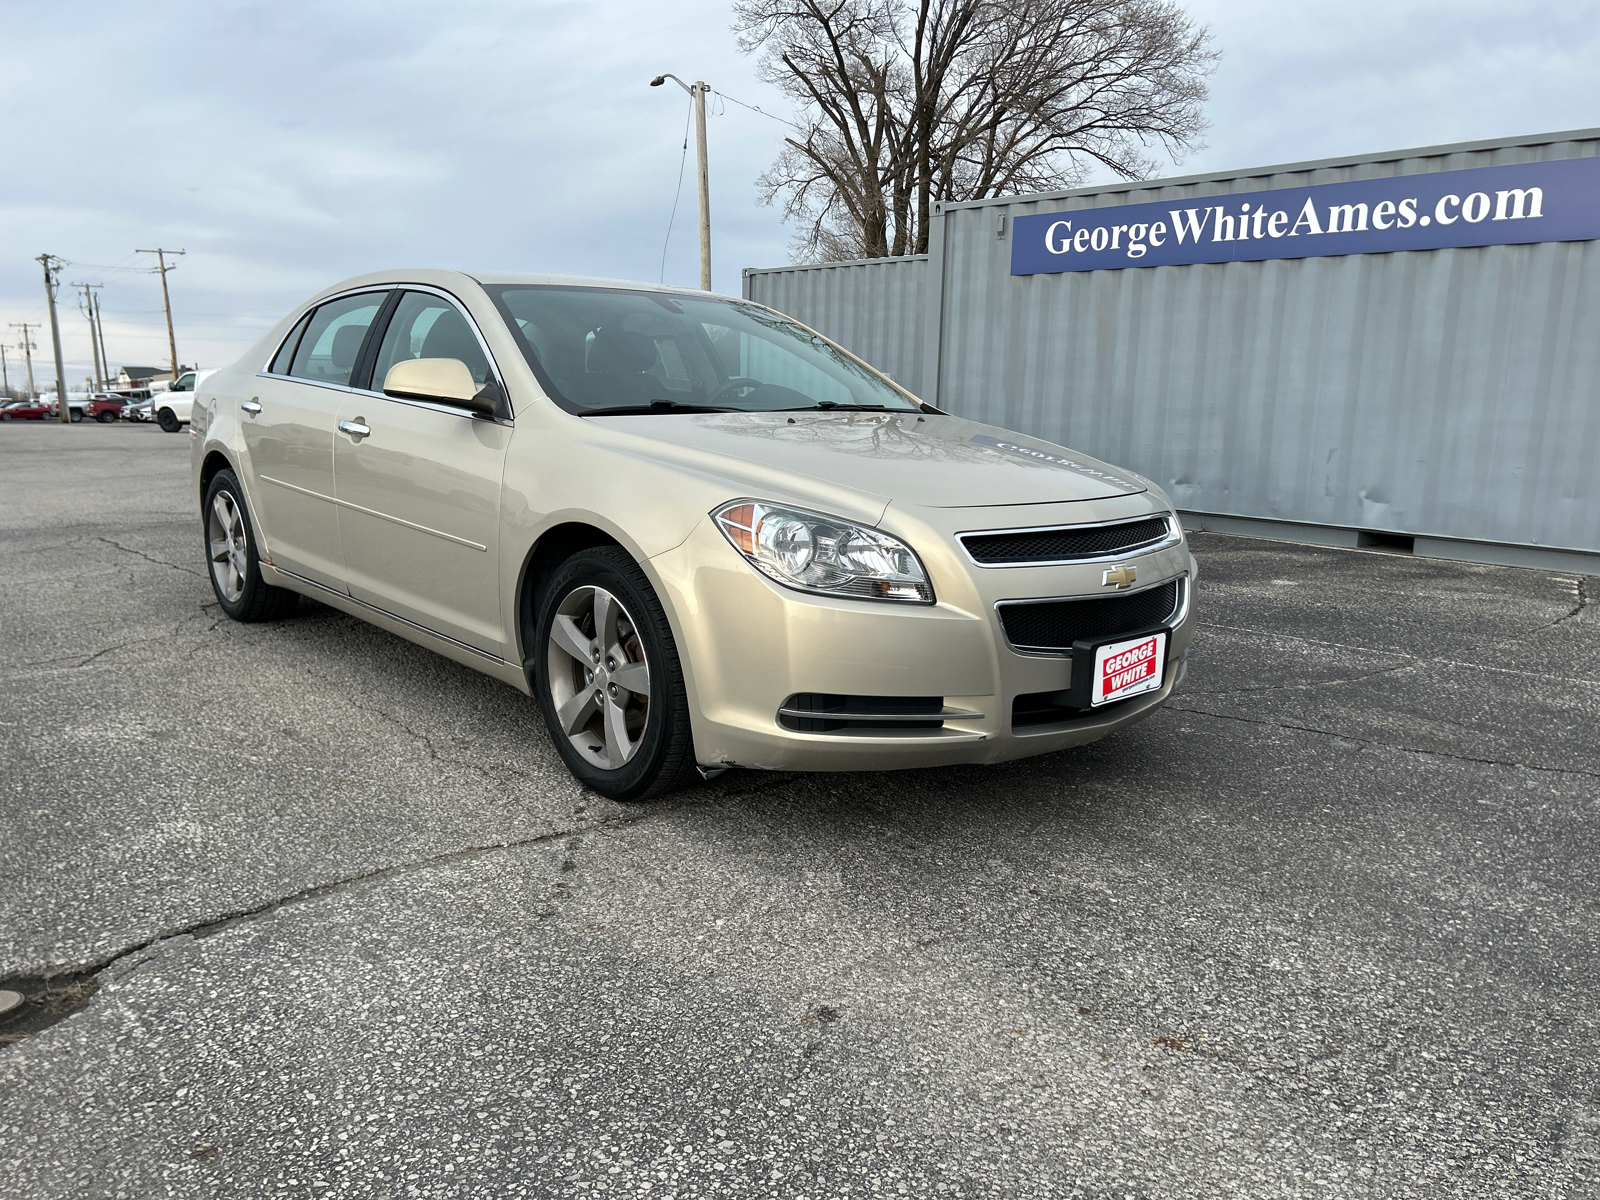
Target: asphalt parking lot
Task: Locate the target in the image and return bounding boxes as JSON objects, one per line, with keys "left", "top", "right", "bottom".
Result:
{"left": 1, "top": 421, "right": 1596, "bottom": 1199}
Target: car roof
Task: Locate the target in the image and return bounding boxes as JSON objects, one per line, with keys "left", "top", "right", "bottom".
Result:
{"left": 306, "top": 268, "right": 740, "bottom": 305}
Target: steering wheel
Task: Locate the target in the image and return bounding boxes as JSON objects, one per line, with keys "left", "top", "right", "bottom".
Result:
{"left": 706, "top": 377, "right": 763, "bottom": 405}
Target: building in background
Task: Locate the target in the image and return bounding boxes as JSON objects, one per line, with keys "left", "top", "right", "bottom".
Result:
{"left": 743, "top": 128, "right": 1600, "bottom": 574}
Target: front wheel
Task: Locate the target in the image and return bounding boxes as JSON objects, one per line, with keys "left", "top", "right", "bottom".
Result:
{"left": 203, "top": 469, "right": 300, "bottom": 622}
{"left": 97, "top": 410, "right": 116, "bottom": 423}
{"left": 157, "top": 408, "right": 181, "bottom": 433}
{"left": 70, "top": 409, "right": 84, "bottom": 423}
{"left": 532, "top": 547, "right": 698, "bottom": 802}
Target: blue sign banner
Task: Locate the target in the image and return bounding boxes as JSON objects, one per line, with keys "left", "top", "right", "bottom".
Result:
{"left": 1010, "top": 156, "right": 1600, "bottom": 275}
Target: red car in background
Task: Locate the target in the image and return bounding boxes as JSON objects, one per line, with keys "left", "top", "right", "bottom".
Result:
{"left": 0, "top": 400, "right": 55, "bottom": 422}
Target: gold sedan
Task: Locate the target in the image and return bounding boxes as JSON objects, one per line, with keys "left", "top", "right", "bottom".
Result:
{"left": 192, "top": 271, "right": 1196, "bottom": 800}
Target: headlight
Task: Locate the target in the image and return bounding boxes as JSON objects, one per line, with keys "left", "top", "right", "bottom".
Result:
{"left": 713, "top": 500, "right": 934, "bottom": 604}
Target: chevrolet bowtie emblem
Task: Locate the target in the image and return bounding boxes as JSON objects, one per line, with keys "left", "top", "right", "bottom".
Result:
{"left": 1101, "top": 564, "right": 1138, "bottom": 589}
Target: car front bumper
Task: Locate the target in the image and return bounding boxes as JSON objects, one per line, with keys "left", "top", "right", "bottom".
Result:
{"left": 649, "top": 496, "right": 1196, "bottom": 772}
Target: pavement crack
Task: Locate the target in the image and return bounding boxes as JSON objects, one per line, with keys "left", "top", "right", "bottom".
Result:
{"left": 1178, "top": 658, "right": 1415, "bottom": 696}
{"left": 22, "top": 635, "right": 169, "bottom": 670}
{"left": 1540, "top": 575, "right": 1594, "bottom": 631}
{"left": 339, "top": 696, "right": 538, "bottom": 786}
{"left": 94, "top": 535, "right": 205, "bottom": 578}
{"left": 0, "top": 796, "right": 724, "bottom": 1050}
{"left": 1162, "top": 703, "right": 1600, "bottom": 781}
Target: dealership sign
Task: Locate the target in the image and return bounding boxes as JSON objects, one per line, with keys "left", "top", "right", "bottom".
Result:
{"left": 1010, "top": 156, "right": 1600, "bottom": 275}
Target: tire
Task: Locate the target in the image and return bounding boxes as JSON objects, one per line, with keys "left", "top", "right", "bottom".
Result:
{"left": 157, "top": 408, "right": 181, "bottom": 433}
{"left": 532, "top": 546, "right": 698, "bottom": 802}
{"left": 70, "top": 409, "right": 84, "bottom": 423}
{"left": 0, "top": 414, "right": 10, "bottom": 423}
{"left": 203, "top": 469, "right": 300, "bottom": 622}
{"left": 97, "top": 410, "right": 116, "bottom": 423}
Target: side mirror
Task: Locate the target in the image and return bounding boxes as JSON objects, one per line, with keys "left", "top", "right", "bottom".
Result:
{"left": 382, "top": 358, "right": 497, "bottom": 416}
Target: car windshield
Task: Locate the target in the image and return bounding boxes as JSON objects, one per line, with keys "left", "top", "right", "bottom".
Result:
{"left": 484, "top": 285, "right": 920, "bottom": 414}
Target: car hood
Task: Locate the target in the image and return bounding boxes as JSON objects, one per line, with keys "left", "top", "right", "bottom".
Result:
{"left": 584, "top": 410, "right": 1146, "bottom": 509}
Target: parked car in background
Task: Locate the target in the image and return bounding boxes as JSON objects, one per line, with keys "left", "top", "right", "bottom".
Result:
{"left": 193, "top": 269, "right": 1196, "bottom": 800}
{"left": 0, "top": 399, "right": 56, "bottom": 421}
{"left": 154, "top": 370, "right": 215, "bottom": 432}
{"left": 122, "top": 399, "right": 154, "bottom": 422}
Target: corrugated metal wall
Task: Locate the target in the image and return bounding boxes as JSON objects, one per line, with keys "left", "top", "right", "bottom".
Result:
{"left": 742, "top": 255, "right": 929, "bottom": 395}
{"left": 742, "top": 130, "right": 1600, "bottom": 560}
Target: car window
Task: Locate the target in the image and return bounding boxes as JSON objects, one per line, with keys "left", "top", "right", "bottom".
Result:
{"left": 371, "top": 291, "right": 493, "bottom": 392}
{"left": 485, "top": 285, "right": 918, "bottom": 414}
{"left": 269, "top": 312, "right": 312, "bottom": 375}
{"left": 288, "top": 292, "right": 387, "bottom": 387}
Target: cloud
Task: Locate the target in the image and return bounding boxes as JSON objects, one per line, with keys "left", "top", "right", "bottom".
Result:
{"left": 2, "top": 0, "right": 1594, "bottom": 383}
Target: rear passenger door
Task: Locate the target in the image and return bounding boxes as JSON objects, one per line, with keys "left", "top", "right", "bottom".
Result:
{"left": 331, "top": 289, "right": 511, "bottom": 656}
{"left": 243, "top": 290, "right": 391, "bottom": 592}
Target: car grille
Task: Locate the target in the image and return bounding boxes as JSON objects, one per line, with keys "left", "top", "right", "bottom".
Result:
{"left": 998, "top": 579, "right": 1183, "bottom": 653}
{"left": 960, "top": 514, "right": 1172, "bottom": 565}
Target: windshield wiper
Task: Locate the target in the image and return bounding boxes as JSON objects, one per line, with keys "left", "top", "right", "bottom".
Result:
{"left": 577, "top": 400, "right": 738, "bottom": 416}
{"left": 776, "top": 401, "right": 893, "bottom": 412}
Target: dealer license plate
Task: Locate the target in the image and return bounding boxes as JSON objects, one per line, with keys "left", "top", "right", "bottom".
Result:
{"left": 1090, "top": 630, "right": 1168, "bottom": 706}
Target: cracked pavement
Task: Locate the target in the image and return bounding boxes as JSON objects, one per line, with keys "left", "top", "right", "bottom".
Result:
{"left": 1, "top": 421, "right": 1597, "bottom": 1198}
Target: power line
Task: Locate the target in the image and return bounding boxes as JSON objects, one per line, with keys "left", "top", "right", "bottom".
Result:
{"left": 660, "top": 94, "right": 694, "bottom": 284}
{"left": 710, "top": 88, "right": 800, "bottom": 132}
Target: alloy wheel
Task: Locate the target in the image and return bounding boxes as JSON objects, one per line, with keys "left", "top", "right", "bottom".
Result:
{"left": 545, "top": 585, "right": 652, "bottom": 770}
{"left": 207, "top": 490, "right": 249, "bottom": 604}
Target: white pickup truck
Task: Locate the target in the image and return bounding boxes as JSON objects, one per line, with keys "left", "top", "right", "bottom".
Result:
{"left": 153, "top": 370, "right": 216, "bottom": 433}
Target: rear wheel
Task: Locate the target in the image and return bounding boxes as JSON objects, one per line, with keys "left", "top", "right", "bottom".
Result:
{"left": 70, "top": 409, "right": 83, "bottom": 423}
{"left": 203, "top": 469, "right": 299, "bottom": 622}
{"left": 532, "top": 547, "right": 698, "bottom": 802}
{"left": 157, "top": 408, "right": 181, "bottom": 433}
{"left": 97, "top": 410, "right": 116, "bottom": 423}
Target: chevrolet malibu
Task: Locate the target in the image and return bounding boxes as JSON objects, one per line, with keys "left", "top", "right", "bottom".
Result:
{"left": 192, "top": 270, "right": 1196, "bottom": 800}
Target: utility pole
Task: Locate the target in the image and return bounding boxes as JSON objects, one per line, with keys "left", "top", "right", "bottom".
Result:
{"left": 91, "top": 292, "right": 111, "bottom": 387}
{"left": 135, "top": 247, "right": 184, "bottom": 383}
{"left": 650, "top": 74, "right": 712, "bottom": 290}
{"left": 1, "top": 343, "right": 9, "bottom": 397}
{"left": 38, "top": 254, "right": 71, "bottom": 421}
{"left": 10, "top": 322, "right": 40, "bottom": 399}
{"left": 72, "top": 282, "right": 105, "bottom": 390}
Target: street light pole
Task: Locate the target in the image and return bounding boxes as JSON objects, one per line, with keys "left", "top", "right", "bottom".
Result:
{"left": 650, "top": 73, "right": 712, "bottom": 291}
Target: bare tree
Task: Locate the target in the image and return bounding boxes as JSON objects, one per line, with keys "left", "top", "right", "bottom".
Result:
{"left": 733, "top": 0, "right": 1217, "bottom": 260}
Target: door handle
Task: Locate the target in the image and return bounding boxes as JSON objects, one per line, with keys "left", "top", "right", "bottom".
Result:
{"left": 338, "top": 419, "right": 371, "bottom": 440}
{"left": 240, "top": 399, "right": 261, "bottom": 415}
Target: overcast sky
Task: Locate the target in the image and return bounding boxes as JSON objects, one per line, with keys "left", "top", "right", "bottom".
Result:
{"left": 2, "top": 0, "right": 1595, "bottom": 388}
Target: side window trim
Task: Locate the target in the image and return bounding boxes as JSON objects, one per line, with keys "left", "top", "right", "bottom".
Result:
{"left": 349, "top": 290, "right": 403, "bottom": 392}
{"left": 258, "top": 283, "right": 512, "bottom": 421}
{"left": 363, "top": 287, "right": 512, "bottom": 421}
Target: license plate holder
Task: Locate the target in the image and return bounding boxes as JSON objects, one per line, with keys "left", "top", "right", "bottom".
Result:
{"left": 1069, "top": 627, "right": 1169, "bottom": 708}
